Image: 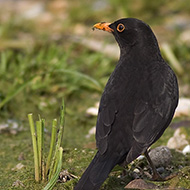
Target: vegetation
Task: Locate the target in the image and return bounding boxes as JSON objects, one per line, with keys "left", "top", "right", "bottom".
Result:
{"left": 0, "top": 0, "right": 190, "bottom": 189}
{"left": 27, "top": 99, "right": 65, "bottom": 189}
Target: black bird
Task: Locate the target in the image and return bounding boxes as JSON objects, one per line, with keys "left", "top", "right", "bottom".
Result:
{"left": 74, "top": 18, "right": 179, "bottom": 190}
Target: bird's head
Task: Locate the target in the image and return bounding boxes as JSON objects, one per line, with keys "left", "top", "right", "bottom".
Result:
{"left": 93, "top": 18, "right": 159, "bottom": 53}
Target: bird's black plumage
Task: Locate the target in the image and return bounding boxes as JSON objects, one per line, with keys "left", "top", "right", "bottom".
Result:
{"left": 74, "top": 18, "right": 179, "bottom": 190}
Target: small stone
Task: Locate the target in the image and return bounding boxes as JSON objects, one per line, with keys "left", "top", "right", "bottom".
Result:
{"left": 131, "top": 172, "right": 140, "bottom": 179}
{"left": 10, "top": 129, "right": 17, "bottom": 135}
{"left": 157, "top": 167, "right": 165, "bottom": 174}
{"left": 59, "top": 169, "right": 78, "bottom": 183}
{"left": 134, "top": 168, "right": 140, "bottom": 173}
{"left": 12, "top": 180, "right": 24, "bottom": 187}
{"left": 182, "top": 145, "right": 190, "bottom": 155}
{"left": 85, "top": 126, "right": 96, "bottom": 138}
{"left": 149, "top": 146, "right": 172, "bottom": 167}
{"left": 86, "top": 102, "right": 99, "bottom": 116}
{"left": 144, "top": 171, "right": 152, "bottom": 178}
{"left": 132, "top": 168, "right": 141, "bottom": 179}
{"left": 18, "top": 152, "right": 25, "bottom": 161}
{"left": 86, "top": 107, "right": 99, "bottom": 116}
{"left": 174, "top": 98, "right": 190, "bottom": 117}
{"left": 12, "top": 163, "right": 24, "bottom": 171}
{"left": 0, "top": 120, "right": 22, "bottom": 135}
{"left": 136, "top": 155, "right": 145, "bottom": 160}
{"left": 125, "top": 179, "right": 158, "bottom": 189}
{"left": 0, "top": 123, "right": 8, "bottom": 132}
{"left": 167, "top": 128, "right": 188, "bottom": 150}
{"left": 180, "top": 29, "right": 190, "bottom": 44}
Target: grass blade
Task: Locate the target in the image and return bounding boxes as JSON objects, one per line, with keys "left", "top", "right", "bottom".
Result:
{"left": 43, "top": 147, "right": 63, "bottom": 190}
{"left": 36, "top": 120, "right": 42, "bottom": 180}
{"left": 46, "top": 119, "right": 57, "bottom": 176}
{"left": 41, "top": 119, "right": 45, "bottom": 181}
{"left": 49, "top": 99, "right": 65, "bottom": 179}
{"left": 52, "top": 69, "right": 103, "bottom": 91}
{"left": 28, "top": 113, "right": 40, "bottom": 182}
{"left": 161, "top": 42, "right": 184, "bottom": 75}
{"left": 0, "top": 76, "right": 35, "bottom": 109}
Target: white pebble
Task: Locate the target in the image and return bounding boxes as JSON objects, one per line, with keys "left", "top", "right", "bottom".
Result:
{"left": 174, "top": 98, "right": 190, "bottom": 117}
{"left": 86, "top": 107, "right": 98, "bottom": 116}
{"left": 136, "top": 155, "right": 145, "bottom": 160}
{"left": 134, "top": 168, "right": 140, "bottom": 173}
{"left": 167, "top": 128, "right": 188, "bottom": 150}
{"left": 85, "top": 126, "right": 96, "bottom": 138}
{"left": 182, "top": 145, "right": 190, "bottom": 155}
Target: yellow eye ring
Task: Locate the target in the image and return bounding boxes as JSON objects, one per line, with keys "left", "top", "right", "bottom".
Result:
{"left": 117, "top": 23, "right": 125, "bottom": 32}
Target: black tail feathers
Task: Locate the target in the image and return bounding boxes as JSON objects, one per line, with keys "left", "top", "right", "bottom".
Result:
{"left": 74, "top": 152, "right": 118, "bottom": 190}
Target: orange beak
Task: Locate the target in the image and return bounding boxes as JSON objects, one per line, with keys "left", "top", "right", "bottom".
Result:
{"left": 92, "top": 22, "right": 113, "bottom": 33}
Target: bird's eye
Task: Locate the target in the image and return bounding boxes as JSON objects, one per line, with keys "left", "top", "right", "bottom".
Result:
{"left": 117, "top": 23, "right": 125, "bottom": 32}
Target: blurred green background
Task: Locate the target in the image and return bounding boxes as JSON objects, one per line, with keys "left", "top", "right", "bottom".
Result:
{"left": 0, "top": 0, "right": 190, "bottom": 189}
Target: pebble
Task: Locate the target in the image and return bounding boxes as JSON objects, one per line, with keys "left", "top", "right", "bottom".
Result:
{"left": 0, "top": 119, "right": 22, "bottom": 135}
{"left": 149, "top": 146, "right": 172, "bottom": 167}
{"left": 179, "top": 29, "right": 190, "bottom": 44}
{"left": 59, "top": 169, "right": 78, "bottom": 183}
{"left": 86, "top": 107, "right": 98, "bottom": 116}
{"left": 167, "top": 128, "right": 188, "bottom": 150}
{"left": 18, "top": 152, "right": 25, "bottom": 161}
{"left": 12, "top": 180, "right": 24, "bottom": 187}
{"left": 144, "top": 171, "right": 152, "bottom": 178}
{"left": 133, "top": 168, "right": 140, "bottom": 173}
{"left": 182, "top": 145, "right": 190, "bottom": 155}
{"left": 125, "top": 179, "right": 158, "bottom": 189}
{"left": 174, "top": 98, "right": 190, "bottom": 117}
{"left": 156, "top": 167, "right": 165, "bottom": 174}
{"left": 136, "top": 155, "right": 145, "bottom": 161}
{"left": 85, "top": 126, "right": 96, "bottom": 138}
{"left": 86, "top": 102, "right": 99, "bottom": 116}
{"left": 11, "top": 163, "right": 24, "bottom": 171}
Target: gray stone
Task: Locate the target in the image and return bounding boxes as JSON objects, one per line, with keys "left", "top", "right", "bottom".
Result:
{"left": 156, "top": 167, "right": 165, "bottom": 174}
{"left": 148, "top": 146, "right": 172, "bottom": 167}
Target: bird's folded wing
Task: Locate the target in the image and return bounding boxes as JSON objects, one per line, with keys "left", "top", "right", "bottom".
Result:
{"left": 126, "top": 67, "right": 178, "bottom": 163}
{"left": 132, "top": 65, "right": 178, "bottom": 146}
{"left": 96, "top": 92, "right": 117, "bottom": 155}
{"left": 132, "top": 96, "right": 172, "bottom": 145}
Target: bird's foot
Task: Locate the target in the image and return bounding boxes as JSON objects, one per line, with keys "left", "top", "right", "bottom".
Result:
{"left": 151, "top": 172, "right": 177, "bottom": 181}
{"left": 151, "top": 172, "right": 164, "bottom": 181}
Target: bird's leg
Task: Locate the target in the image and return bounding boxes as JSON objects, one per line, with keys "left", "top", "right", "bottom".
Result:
{"left": 122, "top": 168, "right": 127, "bottom": 177}
{"left": 144, "top": 150, "right": 164, "bottom": 181}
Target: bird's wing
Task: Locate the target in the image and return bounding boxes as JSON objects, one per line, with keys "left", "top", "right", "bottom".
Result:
{"left": 133, "top": 64, "right": 178, "bottom": 144}
{"left": 96, "top": 90, "right": 117, "bottom": 155}
{"left": 126, "top": 63, "right": 178, "bottom": 163}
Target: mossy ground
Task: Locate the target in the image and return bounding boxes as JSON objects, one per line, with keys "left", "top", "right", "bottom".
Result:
{"left": 1, "top": 121, "right": 190, "bottom": 189}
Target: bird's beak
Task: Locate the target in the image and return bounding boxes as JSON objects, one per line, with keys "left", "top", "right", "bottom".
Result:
{"left": 92, "top": 22, "right": 113, "bottom": 33}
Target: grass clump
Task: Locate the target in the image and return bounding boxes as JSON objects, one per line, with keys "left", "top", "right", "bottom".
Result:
{"left": 28, "top": 99, "right": 65, "bottom": 189}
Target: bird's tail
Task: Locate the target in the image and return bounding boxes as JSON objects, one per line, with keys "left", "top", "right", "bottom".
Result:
{"left": 74, "top": 151, "right": 119, "bottom": 190}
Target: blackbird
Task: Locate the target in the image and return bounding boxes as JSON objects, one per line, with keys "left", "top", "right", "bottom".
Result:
{"left": 74, "top": 18, "right": 179, "bottom": 190}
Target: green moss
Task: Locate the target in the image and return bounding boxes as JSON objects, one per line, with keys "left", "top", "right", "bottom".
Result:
{"left": 0, "top": 128, "right": 96, "bottom": 189}
{"left": 1, "top": 120, "right": 190, "bottom": 190}
{"left": 169, "top": 167, "right": 190, "bottom": 189}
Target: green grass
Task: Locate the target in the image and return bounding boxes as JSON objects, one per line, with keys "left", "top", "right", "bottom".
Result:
{"left": 0, "top": 45, "right": 109, "bottom": 118}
